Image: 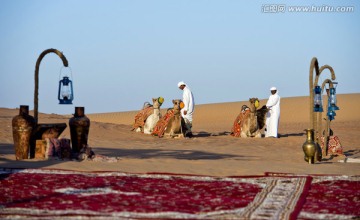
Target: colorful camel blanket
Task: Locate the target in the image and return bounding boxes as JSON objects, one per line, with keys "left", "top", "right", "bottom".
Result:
{"left": 132, "top": 106, "right": 154, "bottom": 131}
{"left": 230, "top": 109, "right": 250, "bottom": 137}
{"left": 0, "top": 169, "right": 359, "bottom": 219}
{"left": 152, "top": 109, "right": 175, "bottom": 138}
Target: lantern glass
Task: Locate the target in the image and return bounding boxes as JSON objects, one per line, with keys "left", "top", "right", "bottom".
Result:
{"left": 61, "top": 84, "right": 71, "bottom": 100}
{"left": 328, "top": 87, "right": 339, "bottom": 111}
{"left": 330, "top": 88, "right": 336, "bottom": 105}
{"left": 313, "top": 86, "right": 323, "bottom": 112}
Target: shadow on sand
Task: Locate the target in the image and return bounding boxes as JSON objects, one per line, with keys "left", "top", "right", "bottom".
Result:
{"left": 279, "top": 133, "right": 305, "bottom": 137}
{"left": 92, "top": 147, "right": 250, "bottom": 160}
{"left": 343, "top": 149, "right": 360, "bottom": 158}
{"left": 0, "top": 143, "right": 86, "bottom": 170}
{"left": 194, "top": 131, "right": 230, "bottom": 138}
{"left": 195, "top": 132, "right": 305, "bottom": 138}
{"left": 0, "top": 142, "right": 252, "bottom": 170}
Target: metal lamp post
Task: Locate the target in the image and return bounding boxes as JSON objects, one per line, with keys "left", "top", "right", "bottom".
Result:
{"left": 309, "top": 57, "right": 336, "bottom": 141}
{"left": 34, "top": 48, "right": 71, "bottom": 122}
{"left": 30, "top": 48, "right": 71, "bottom": 158}
{"left": 308, "top": 57, "right": 339, "bottom": 160}
{"left": 319, "top": 80, "right": 340, "bottom": 156}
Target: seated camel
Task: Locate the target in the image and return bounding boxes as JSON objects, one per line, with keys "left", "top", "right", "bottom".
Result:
{"left": 163, "top": 99, "right": 188, "bottom": 138}
{"left": 231, "top": 98, "right": 268, "bottom": 138}
{"left": 144, "top": 98, "right": 163, "bottom": 134}
{"left": 147, "top": 99, "right": 186, "bottom": 138}
{"left": 132, "top": 97, "right": 163, "bottom": 133}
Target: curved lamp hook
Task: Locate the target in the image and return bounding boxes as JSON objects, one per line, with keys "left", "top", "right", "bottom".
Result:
{"left": 309, "top": 57, "right": 320, "bottom": 129}
{"left": 34, "top": 48, "right": 69, "bottom": 123}
{"left": 309, "top": 57, "right": 336, "bottom": 130}
{"left": 315, "top": 65, "right": 336, "bottom": 86}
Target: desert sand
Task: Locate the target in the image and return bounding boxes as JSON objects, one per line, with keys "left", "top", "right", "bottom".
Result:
{"left": 1, "top": 94, "right": 359, "bottom": 176}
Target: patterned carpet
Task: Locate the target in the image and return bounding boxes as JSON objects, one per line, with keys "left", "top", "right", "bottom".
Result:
{"left": 0, "top": 169, "right": 359, "bottom": 219}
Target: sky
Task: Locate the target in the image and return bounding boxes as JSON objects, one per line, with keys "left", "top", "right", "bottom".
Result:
{"left": 0, "top": 0, "right": 359, "bottom": 114}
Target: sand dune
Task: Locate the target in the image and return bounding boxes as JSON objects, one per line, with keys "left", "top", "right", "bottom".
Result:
{"left": 0, "top": 94, "right": 359, "bottom": 176}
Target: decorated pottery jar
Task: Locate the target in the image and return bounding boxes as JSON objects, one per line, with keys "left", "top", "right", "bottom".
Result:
{"left": 12, "top": 105, "right": 36, "bottom": 160}
{"left": 69, "top": 107, "right": 90, "bottom": 153}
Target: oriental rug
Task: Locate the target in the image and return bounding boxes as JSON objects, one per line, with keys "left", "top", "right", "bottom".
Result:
{"left": 265, "top": 172, "right": 360, "bottom": 220}
{"left": 0, "top": 169, "right": 359, "bottom": 219}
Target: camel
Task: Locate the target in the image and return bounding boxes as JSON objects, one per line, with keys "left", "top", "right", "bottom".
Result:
{"left": 163, "top": 99, "right": 187, "bottom": 138}
{"left": 143, "top": 98, "right": 163, "bottom": 134}
{"left": 231, "top": 98, "right": 268, "bottom": 138}
{"left": 132, "top": 97, "right": 163, "bottom": 133}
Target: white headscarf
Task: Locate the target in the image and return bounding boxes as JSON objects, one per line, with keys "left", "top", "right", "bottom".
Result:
{"left": 178, "top": 81, "right": 186, "bottom": 88}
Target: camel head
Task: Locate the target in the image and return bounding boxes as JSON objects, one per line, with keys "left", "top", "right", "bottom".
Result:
{"left": 248, "top": 98, "right": 260, "bottom": 112}
{"left": 152, "top": 98, "right": 161, "bottom": 109}
{"left": 172, "top": 99, "right": 182, "bottom": 114}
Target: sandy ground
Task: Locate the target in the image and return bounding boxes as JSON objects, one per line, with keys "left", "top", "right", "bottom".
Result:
{"left": 1, "top": 94, "right": 359, "bottom": 177}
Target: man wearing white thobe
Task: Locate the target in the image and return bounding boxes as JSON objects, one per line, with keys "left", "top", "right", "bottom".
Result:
{"left": 178, "top": 81, "right": 195, "bottom": 137}
{"left": 265, "top": 87, "right": 281, "bottom": 138}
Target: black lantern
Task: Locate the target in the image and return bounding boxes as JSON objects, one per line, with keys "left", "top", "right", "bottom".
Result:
{"left": 313, "top": 85, "right": 323, "bottom": 112}
{"left": 58, "top": 68, "right": 74, "bottom": 104}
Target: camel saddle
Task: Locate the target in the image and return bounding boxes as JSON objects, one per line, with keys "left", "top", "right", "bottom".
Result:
{"left": 152, "top": 109, "right": 175, "bottom": 138}
{"left": 230, "top": 109, "right": 250, "bottom": 137}
{"left": 132, "top": 106, "right": 154, "bottom": 131}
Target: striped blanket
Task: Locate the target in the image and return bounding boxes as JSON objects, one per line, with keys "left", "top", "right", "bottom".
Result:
{"left": 132, "top": 106, "right": 154, "bottom": 131}
{"left": 230, "top": 109, "right": 250, "bottom": 137}
{"left": 152, "top": 109, "right": 175, "bottom": 138}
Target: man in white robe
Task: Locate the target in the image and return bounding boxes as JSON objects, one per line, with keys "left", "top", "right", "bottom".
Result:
{"left": 178, "top": 81, "right": 195, "bottom": 137}
{"left": 265, "top": 87, "right": 281, "bottom": 138}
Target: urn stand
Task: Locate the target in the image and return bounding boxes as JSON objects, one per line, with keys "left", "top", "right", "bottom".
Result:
{"left": 12, "top": 105, "right": 36, "bottom": 160}
{"left": 69, "top": 107, "right": 90, "bottom": 153}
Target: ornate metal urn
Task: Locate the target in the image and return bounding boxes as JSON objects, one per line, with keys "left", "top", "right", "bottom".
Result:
{"left": 69, "top": 107, "right": 90, "bottom": 153}
{"left": 12, "top": 105, "right": 36, "bottom": 160}
{"left": 303, "top": 129, "right": 322, "bottom": 164}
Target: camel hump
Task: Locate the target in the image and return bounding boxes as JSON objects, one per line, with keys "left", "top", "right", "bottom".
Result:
{"left": 143, "top": 102, "right": 153, "bottom": 109}
{"left": 241, "top": 105, "right": 249, "bottom": 112}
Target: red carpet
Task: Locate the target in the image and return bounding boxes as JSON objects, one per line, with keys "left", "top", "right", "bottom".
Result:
{"left": 0, "top": 169, "right": 359, "bottom": 219}
{"left": 266, "top": 172, "right": 360, "bottom": 219}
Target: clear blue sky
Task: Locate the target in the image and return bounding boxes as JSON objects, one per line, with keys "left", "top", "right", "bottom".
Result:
{"left": 0, "top": 0, "right": 359, "bottom": 114}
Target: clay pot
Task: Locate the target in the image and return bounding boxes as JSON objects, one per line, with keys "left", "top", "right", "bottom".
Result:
{"left": 69, "top": 107, "right": 90, "bottom": 153}
{"left": 12, "top": 105, "right": 36, "bottom": 160}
